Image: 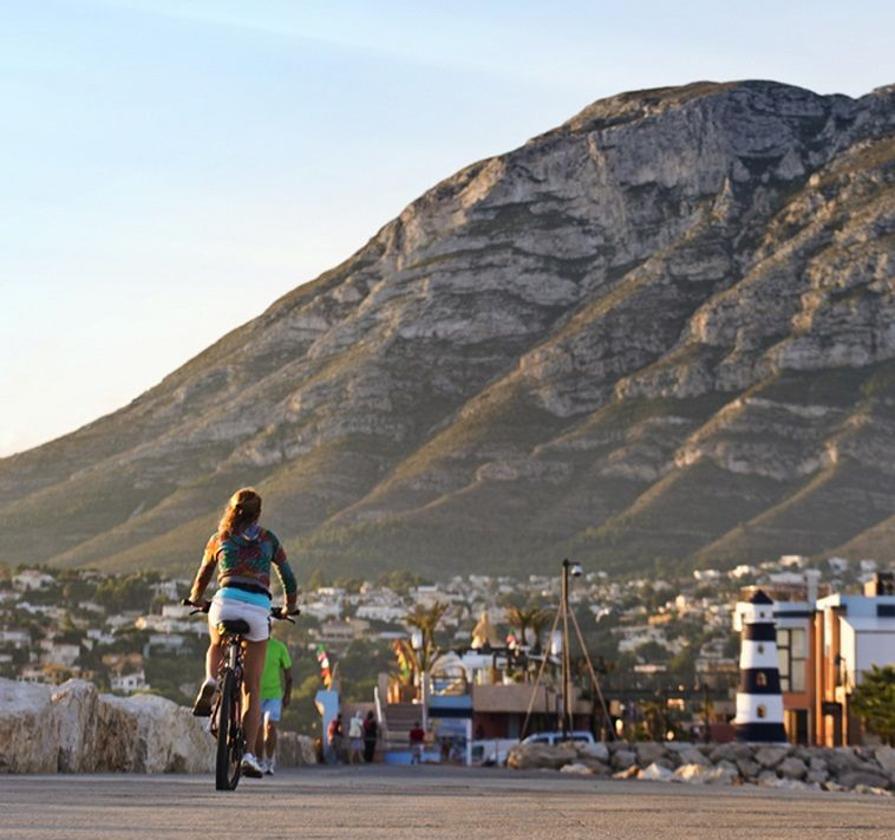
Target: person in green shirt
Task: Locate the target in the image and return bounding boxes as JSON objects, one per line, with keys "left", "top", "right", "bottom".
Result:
{"left": 256, "top": 636, "right": 293, "bottom": 775}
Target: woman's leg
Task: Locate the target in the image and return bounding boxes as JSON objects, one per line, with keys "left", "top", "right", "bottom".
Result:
{"left": 205, "top": 625, "right": 223, "bottom": 682}
{"left": 241, "top": 639, "right": 268, "bottom": 753}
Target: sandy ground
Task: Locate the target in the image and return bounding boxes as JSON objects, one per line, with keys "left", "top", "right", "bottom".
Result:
{"left": 2, "top": 765, "right": 894, "bottom": 840}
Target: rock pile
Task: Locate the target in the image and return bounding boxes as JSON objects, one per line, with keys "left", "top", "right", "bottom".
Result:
{"left": 507, "top": 740, "right": 895, "bottom": 795}
{"left": 0, "top": 677, "right": 315, "bottom": 774}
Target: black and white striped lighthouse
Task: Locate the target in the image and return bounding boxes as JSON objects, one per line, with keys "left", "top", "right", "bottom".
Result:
{"left": 734, "top": 589, "right": 787, "bottom": 743}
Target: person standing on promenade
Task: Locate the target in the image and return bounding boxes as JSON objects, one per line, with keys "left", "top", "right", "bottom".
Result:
{"left": 409, "top": 720, "right": 425, "bottom": 765}
{"left": 327, "top": 712, "right": 344, "bottom": 764}
{"left": 362, "top": 710, "right": 379, "bottom": 763}
{"left": 256, "top": 635, "right": 293, "bottom": 775}
{"left": 348, "top": 711, "right": 364, "bottom": 765}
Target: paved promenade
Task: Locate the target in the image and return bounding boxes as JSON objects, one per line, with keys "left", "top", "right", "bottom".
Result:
{"left": 2, "top": 765, "right": 894, "bottom": 840}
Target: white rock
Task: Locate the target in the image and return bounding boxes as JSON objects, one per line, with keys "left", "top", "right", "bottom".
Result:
{"left": 0, "top": 678, "right": 215, "bottom": 774}
{"left": 560, "top": 762, "right": 595, "bottom": 775}
{"left": 639, "top": 762, "right": 674, "bottom": 782}
{"left": 0, "top": 680, "right": 56, "bottom": 773}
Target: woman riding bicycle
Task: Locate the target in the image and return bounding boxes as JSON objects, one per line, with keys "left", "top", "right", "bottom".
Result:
{"left": 189, "top": 487, "right": 298, "bottom": 778}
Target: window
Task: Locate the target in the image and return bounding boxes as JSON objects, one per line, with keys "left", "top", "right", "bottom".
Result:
{"left": 757, "top": 705, "right": 766, "bottom": 719}
{"left": 757, "top": 644, "right": 765, "bottom": 655}
{"left": 756, "top": 672, "right": 767, "bottom": 688}
{"left": 776, "top": 628, "right": 807, "bottom": 693}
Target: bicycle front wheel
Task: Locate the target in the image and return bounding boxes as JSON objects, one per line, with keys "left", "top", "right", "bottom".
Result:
{"left": 215, "top": 669, "right": 242, "bottom": 791}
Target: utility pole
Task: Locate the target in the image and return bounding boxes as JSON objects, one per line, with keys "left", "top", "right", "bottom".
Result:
{"left": 561, "top": 558, "right": 572, "bottom": 738}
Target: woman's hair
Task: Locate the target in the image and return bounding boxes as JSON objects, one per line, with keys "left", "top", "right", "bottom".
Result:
{"left": 218, "top": 487, "right": 262, "bottom": 537}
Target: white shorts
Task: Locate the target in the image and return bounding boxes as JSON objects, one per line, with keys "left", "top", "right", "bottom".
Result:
{"left": 208, "top": 596, "right": 270, "bottom": 642}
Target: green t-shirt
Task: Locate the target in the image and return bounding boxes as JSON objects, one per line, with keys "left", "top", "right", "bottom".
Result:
{"left": 260, "top": 638, "right": 292, "bottom": 700}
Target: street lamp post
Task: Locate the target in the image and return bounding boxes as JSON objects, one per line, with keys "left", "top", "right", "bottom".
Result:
{"left": 411, "top": 628, "right": 428, "bottom": 731}
{"left": 560, "top": 558, "right": 583, "bottom": 737}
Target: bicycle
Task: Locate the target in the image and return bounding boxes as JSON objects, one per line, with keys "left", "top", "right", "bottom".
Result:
{"left": 183, "top": 598, "right": 296, "bottom": 791}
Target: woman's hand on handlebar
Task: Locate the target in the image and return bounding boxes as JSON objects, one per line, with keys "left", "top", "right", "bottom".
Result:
{"left": 181, "top": 597, "right": 211, "bottom": 614}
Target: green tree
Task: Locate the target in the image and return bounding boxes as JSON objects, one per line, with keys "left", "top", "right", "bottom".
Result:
{"left": 851, "top": 665, "right": 895, "bottom": 746}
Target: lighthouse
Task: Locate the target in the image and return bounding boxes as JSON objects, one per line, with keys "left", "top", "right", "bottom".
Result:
{"left": 734, "top": 589, "right": 787, "bottom": 743}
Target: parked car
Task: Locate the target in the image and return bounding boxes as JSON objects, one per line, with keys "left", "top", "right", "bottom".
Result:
{"left": 520, "top": 730, "right": 595, "bottom": 746}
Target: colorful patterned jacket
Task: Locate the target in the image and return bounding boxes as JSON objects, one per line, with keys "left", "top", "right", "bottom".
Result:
{"left": 190, "top": 526, "right": 298, "bottom": 603}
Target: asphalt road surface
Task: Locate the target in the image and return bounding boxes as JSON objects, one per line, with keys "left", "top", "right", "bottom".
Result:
{"left": 2, "top": 765, "right": 894, "bottom": 840}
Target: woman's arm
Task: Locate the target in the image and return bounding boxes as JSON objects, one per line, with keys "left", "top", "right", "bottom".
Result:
{"left": 189, "top": 534, "right": 219, "bottom": 603}
{"left": 270, "top": 538, "right": 299, "bottom": 610}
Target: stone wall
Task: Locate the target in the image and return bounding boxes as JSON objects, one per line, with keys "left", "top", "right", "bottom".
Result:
{"left": 0, "top": 678, "right": 315, "bottom": 773}
{"left": 507, "top": 739, "right": 895, "bottom": 795}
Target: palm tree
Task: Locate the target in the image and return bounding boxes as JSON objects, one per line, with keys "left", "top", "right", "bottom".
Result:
{"left": 400, "top": 601, "right": 449, "bottom": 725}
{"left": 525, "top": 607, "right": 554, "bottom": 654}
{"left": 404, "top": 601, "right": 449, "bottom": 675}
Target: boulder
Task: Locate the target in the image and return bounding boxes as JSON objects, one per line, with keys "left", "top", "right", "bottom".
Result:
{"left": 607, "top": 740, "right": 632, "bottom": 755}
{"left": 754, "top": 746, "right": 790, "bottom": 769}
{"left": 837, "top": 770, "right": 891, "bottom": 791}
{"left": 635, "top": 742, "right": 667, "bottom": 767}
{"left": 778, "top": 756, "right": 808, "bottom": 780}
{"left": 760, "top": 776, "right": 810, "bottom": 791}
{"left": 853, "top": 785, "right": 892, "bottom": 797}
{"left": 0, "top": 680, "right": 56, "bottom": 773}
{"left": 672, "top": 763, "right": 712, "bottom": 784}
{"left": 677, "top": 747, "right": 710, "bottom": 766}
{"left": 612, "top": 765, "right": 640, "bottom": 780}
{"left": 639, "top": 761, "right": 674, "bottom": 782}
{"left": 806, "top": 768, "right": 829, "bottom": 785}
{"left": 577, "top": 741, "right": 610, "bottom": 763}
{"left": 507, "top": 743, "right": 577, "bottom": 771}
{"left": 874, "top": 746, "right": 895, "bottom": 776}
{"left": 826, "top": 747, "right": 862, "bottom": 775}
{"left": 278, "top": 732, "right": 319, "bottom": 767}
{"left": 571, "top": 757, "right": 611, "bottom": 775}
{"left": 102, "top": 693, "right": 215, "bottom": 773}
{"left": 0, "top": 677, "right": 221, "bottom": 774}
{"left": 716, "top": 760, "right": 741, "bottom": 781}
{"left": 708, "top": 742, "right": 751, "bottom": 763}
{"left": 611, "top": 749, "right": 637, "bottom": 771}
{"left": 809, "top": 755, "right": 829, "bottom": 773}
{"left": 560, "top": 762, "right": 594, "bottom": 776}
{"left": 736, "top": 757, "right": 761, "bottom": 781}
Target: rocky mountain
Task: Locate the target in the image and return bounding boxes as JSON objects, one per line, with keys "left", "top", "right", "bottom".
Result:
{"left": 3, "top": 80, "right": 894, "bottom": 581}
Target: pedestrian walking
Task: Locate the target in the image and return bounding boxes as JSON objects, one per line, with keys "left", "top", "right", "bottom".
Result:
{"left": 255, "top": 635, "right": 293, "bottom": 775}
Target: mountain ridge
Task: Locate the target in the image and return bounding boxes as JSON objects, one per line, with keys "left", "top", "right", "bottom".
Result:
{"left": 3, "top": 80, "right": 894, "bottom": 580}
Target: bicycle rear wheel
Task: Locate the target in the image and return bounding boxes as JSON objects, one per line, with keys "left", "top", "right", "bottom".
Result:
{"left": 215, "top": 669, "right": 243, "bottom": 790}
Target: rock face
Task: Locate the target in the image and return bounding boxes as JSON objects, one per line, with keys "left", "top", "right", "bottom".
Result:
{"left": 506, "top": 739, "right": 894, "bottom": 794}
{"left": 0, "top": 678, "right": 215, "bottom": 773}
{"left": 2, "top": 81, "right": 894, "bottom": 578}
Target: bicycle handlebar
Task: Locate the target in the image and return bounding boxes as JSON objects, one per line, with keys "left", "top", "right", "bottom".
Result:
{"left": 180, "top": 597, "right": 298, "bottom": 622}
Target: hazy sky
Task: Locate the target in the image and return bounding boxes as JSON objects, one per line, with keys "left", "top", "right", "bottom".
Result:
{"left": 2, "top": 1, "right": 893, "bottom": 457}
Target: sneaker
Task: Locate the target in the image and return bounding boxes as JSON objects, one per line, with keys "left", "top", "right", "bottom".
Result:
{"left": 264, "top": 758, "right": 275, "bottom": 776}
{"left": 241, "top": 752, "right": 264, "bottom": 778}
{"left": 191, "top": 678, "right": 217, "bottom": 717}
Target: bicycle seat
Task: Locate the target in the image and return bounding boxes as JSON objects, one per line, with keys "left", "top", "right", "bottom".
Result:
{"left": 217, "top": 619, "right": 251, "bottom": 636}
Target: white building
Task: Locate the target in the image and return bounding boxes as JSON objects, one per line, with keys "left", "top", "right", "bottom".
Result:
{"left": 39, "top": 640, "right": 81, "bottom": 667}
{"left": 13, "top": 570, "right": 55, "bottom": 591}
{"left": 111, "top": 670, "right": 148, "bottom": 693}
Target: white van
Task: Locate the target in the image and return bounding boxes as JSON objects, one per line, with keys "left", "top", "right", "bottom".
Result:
{"left": 520, "top": 730, "right": 595, "bottom": 746}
